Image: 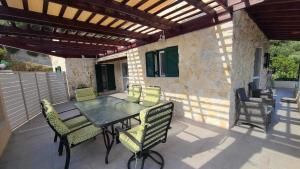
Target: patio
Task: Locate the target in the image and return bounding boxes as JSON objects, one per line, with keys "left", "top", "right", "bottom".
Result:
{"left": 0, "top": 88, "right": 299, "bottom": 169}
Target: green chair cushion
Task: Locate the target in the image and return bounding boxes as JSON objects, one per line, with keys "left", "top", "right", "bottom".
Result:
{"left": 142, "top": 87, "right": 161, "bottom": 107}
{"left": 64, "top": 116, "right": 89, "bottom": 129}
{"left": 47, "top": 111, "right": 71, "bottom": 135}
{"left": 75, "top": 87, "right": 96, "bottom": 102}
{"left": 119, "top": 125, "right": 144, "bottom": 153}
{"left": 126, "top": 85, "right": 142, "bottom": 103}
{"left": 67, "top": 125, "right": 102, "bottom": 145}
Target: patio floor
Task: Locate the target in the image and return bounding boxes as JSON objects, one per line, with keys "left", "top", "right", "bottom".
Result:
{"left": 0, "top": 88, "right": 300, "bottom": 169}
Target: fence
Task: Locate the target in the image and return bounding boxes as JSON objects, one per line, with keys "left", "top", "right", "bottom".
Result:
{"left": 0, "top": 71, "right": 69, "bottom": 129}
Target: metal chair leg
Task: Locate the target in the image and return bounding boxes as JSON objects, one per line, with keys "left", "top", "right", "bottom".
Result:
{"left": 59, "top": 140, "right": 63, "bottom": 156}
{"left": 54, "top": 133, "right": 58, "bottom": 142}
{"left": 127, "top": 151, "right": 164, "bottom": 169}
{"left": 64, "top": 143, "right": 71, "bottom": 169}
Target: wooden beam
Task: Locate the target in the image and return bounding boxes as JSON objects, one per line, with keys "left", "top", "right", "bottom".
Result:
{"left": 78, "top": 0, "right": 175, "bottom": 28}
{"left": 0, "top": 40, "right": 104, "bottom": 58}
{"left": 0, "top": 25, "right": 131, "bottom": 46}
{"left": 183, "top": 0, "right": 216, "bottom": 16}
{"left": 0, "top": 36, "right": 117, "bottom": 51}
{"left": 0, "top": 6, "right": 148, "bottom": 40}
{"left": 50, "top": 0, "right": 175, "bottom": 30}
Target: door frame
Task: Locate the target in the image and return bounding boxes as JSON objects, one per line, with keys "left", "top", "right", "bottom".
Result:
{"left": 252, "top": 47, "right": 264, "bottom": 87}
{"left": 120, "top": 61, "right": 129, "bottom": 91}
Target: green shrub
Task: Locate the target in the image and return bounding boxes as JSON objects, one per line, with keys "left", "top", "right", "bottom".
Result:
{"left": 0, "top": 47, "right": 7, "bottom": 60}
{"left": 271, "top": 56, "right": 299, "bottom": 81}
{"left": 7, "top": 61, "right": 52, "bottom": 72}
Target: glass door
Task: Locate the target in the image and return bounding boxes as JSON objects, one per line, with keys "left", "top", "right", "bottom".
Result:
{"left": 121, "top": 62, "right": 129, "bottom": 91}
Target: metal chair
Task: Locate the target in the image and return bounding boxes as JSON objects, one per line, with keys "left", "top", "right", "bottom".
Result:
{"left": 116, "top": 102, "right": 174, "bottom": 169}
{"left": 236, "top": 88, "right": 273, "bottom": 132}
{"left": 41, "top": 102, "right": 102, "bottom": 169}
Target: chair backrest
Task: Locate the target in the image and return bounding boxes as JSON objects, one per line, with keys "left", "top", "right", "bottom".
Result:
{"left": 139, "top": 102, "right": 174, "bottom": 151}
{"left": 236, "top": 88, "right": 249, "bottom": 101}
{"left": 75, "top": 87, "right": 96, "bottom": 102}
{"left": 142, "top": 86, "right": 161, "bottom": 107}
{"left": 128, "top": 85, "right": 142, "bottom": 100}
{"left": 41, "top": 99, "right": 70, "bottom": 136}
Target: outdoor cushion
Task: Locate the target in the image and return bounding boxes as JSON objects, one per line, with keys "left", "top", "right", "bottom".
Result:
{"left": 142, "top": 87, "right": 161, "bottom": 107}
{"left": 67, "top": 125, "right": 102, "bottom": 145}
{"left": 47, "top": 111, "right": 70, "bottom": 135}
{"left": 119, "top": 102, "right": 173, "bottom": 153}
{"left": 126, "top": 85, "right": 142, "bottom": 103}
{"left": 64, "top": 116, "right": 89, "bottom": 129}
{"left": 75, "top": 87, "right": 96, "bottom": 102}
{"left": 119, "top": 125, "right": 144, "bottom": 153}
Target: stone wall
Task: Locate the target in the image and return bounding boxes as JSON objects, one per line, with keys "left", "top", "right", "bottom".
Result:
{"left": 100, "top": 21, "right": 234, "bottom": 128}
{"left": 50, "top": 56, "right": 97, "bottom": 98}
{"left": 229, "top": 10, "right": 269, "bottom": 127}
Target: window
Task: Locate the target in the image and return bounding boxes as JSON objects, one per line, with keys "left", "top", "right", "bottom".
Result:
{"left": 146, "top": 46, "right": 179, "bottom": 77}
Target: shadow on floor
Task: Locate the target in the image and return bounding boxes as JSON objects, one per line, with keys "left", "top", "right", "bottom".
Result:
{"left": 0, "top": 88, "right": 300, "bottom": 169}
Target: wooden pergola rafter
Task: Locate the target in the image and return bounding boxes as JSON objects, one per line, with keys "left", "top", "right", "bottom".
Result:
{"left": 0, "top": 0, "right": 234, "bottom": 58}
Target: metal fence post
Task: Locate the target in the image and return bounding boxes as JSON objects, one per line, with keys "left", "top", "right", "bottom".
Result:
{"left": 34, "top": 73, "right": 42, "bottom": 102}
{"left": 17, "top": 72, "right": 29, "bottom": 120}
{"left": 46, "top": 72, "right": 54, "bottom": 104}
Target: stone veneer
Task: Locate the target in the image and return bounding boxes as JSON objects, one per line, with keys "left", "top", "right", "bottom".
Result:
{"left": 229, "top": 10, "right": 269, "bottom": 127}
{"left": 50, "top": 56, "right": 97, "bottom": 98}
{"left": 99, "top": 10, "right": 269, "bottom": 129}
{"left": 100, "top": 21, "right": 234, "bottom": 128}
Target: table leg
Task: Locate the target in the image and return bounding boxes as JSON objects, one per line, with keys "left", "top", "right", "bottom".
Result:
{"left": 103, "top": 125, "right": 115, "bottom": 164}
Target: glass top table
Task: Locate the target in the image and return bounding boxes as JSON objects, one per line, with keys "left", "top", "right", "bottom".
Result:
{"left": 74, "top": 96, "right": 146, "bottom": 128}
{"left": 74, "top": 96, "right": 146, "bottom": 164}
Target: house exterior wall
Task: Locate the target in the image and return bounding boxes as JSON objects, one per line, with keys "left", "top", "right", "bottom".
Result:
{"left": 50, "top": 56, "right": 97, "bottom": 98}
{"left": 100, "top": 21, "right": 234, "bottom": 129}
{"left": 229, "top": 10, "right": 270, "bottom": 127}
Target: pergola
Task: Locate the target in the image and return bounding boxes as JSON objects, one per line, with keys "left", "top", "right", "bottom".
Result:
{"left": 0, "top": 0, "right": 299, "bottom": 58}
{"left": 0, "top": 0, "right": 232, "bottom": 58}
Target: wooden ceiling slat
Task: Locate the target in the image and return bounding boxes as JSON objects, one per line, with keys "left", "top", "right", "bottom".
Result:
{"left": 22, "top": 0, "right": 28, "bottom": 11}
{"left": 183, "top": 0, "right": 216, "bottom": 16}
{"left": 160, "top": 4, "right": 190, "bottom": 18}
{"left": 73, "top": 9, "right": 83, "bottom": 20}
{"left": 43, "top": 0, "right": 49, "bottom": 14}
{"left": 0, "top": 6, "right": 149, "bottom": 40}
{"left": 50, "top": 0, "right": 174, "bottom": 30}
{"left": 165, "top": 6, "right": 196, "bottom": 21}
{"left": 0, "top": 25, "right": 131, "bottom": 46}
{"left": 246, "top": 0, "right": 300, "bottom": 40}
{"left": 58, "top": 5, "right": 67, "bottom": 17}
{"left": 152, "top": 1, "right": 181, "bottom": 15}
{"left": 85, "top": 13, "right": 96, "bottom": 23}
{"left": 1, "top": 36, "right": 114, "bottom": 51}
{"left": 145, "top": 0, "right": 168, "bottom": 12}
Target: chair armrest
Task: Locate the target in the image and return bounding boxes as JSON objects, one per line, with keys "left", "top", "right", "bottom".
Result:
{"left": 58, "top": 108, "right": 78, "bottom": 114}
{"left": 249, "top": 97, "right": 263, "bottom": 102}
{"left": 61, "top": 114, "right": 83, "bottom": 122}
{"left": 240, "top": 101, "right": 267, "bottom": 116}
{"left": 115, "top": 127, "right": 141, "bottom": 147}
{"left": 63, "top": 122, "right": 93, "bottom": 136}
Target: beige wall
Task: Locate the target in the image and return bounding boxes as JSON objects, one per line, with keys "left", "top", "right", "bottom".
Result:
{"left": 101, "top": 21, "right": 234, "bottom": 129}
{"left": 229, "top": 10, "right": 269, "bottom": 127}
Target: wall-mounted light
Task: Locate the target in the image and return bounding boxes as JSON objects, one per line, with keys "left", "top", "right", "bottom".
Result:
{"left": 158, "top": 31, "right": 165, "bottom": 41}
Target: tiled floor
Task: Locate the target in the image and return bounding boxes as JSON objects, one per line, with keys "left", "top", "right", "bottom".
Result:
{"left": 1, "top": 89, "right": 300, "bottom": 169}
